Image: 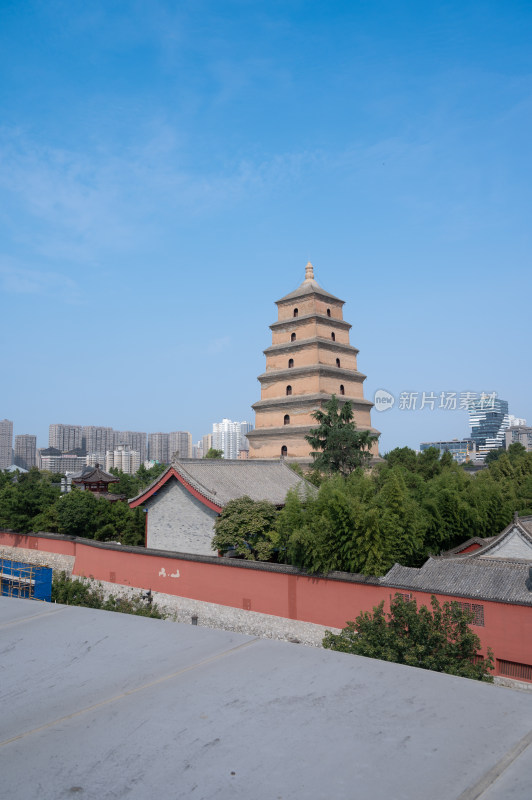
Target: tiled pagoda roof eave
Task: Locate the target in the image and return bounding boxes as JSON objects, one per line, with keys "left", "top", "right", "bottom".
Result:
{"left": 257, "top": 365, "right": 367, "bottom": 382}
{"left": 263, "top": 338, "right": 360, "bottom": 356}
{"left": 270, "top": 314, "right": 352, "bottom": 331}
{"left": 251, "top": 393, "right": 375, "bottom": 410}
{"left": 247, "top": 424, "right": 381, "bottom": 438}
{"left": 275, "top": 281, "right": 345, "bottom": 305}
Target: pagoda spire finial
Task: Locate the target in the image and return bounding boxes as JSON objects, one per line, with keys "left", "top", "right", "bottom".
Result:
{"left": 305, "top": 261, "right": 314, "bottom": 281}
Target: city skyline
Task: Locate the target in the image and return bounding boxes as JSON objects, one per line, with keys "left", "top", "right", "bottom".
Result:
{"left": 1, "top": 2, "right": 530, "bottom": 452}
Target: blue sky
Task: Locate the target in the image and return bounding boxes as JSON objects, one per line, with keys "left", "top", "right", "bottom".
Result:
{"left": 1, "top": 0, "right": 531, "bottom": 452}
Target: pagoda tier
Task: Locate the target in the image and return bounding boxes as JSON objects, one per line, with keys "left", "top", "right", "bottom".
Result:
{"left": 247, "top": 262, "right": 379, "bottom": 462}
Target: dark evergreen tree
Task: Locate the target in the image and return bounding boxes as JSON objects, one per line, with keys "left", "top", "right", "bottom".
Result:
{"left": 306, "top": 395, "right": 377, "bottom": 476}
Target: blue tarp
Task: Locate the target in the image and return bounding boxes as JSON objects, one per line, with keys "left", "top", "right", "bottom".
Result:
{"left": 0, "top": 559, "right": 52, "bottom": 602}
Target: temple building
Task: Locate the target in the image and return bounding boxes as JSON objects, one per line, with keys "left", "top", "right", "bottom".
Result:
{"left": 247, "top": 263, "right": 379, "bottom": 462}
{"left": 70, "top": 463, "right": 125, "bottom": 501}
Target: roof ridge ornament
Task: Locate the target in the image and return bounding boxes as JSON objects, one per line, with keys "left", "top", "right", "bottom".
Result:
{"left": 305, "top": 261, "right": 314, "bottom": 281}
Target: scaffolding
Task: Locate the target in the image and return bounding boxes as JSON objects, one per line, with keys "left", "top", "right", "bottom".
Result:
{"left": 0, "top": 558, "right": 52, "bottom": 602}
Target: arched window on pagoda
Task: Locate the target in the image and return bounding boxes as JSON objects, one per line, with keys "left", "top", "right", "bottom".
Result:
{"left": 288, "top": 358, "right": 294, "bottom": 368}
{"left": 291, "top": 332, "right": 296, "bottom": 342}
{"left": 286, "top": 385, "right": 292, "bottom": 396}
{"left": 281, "top": 445, "right": 288, "bottom": 457}
{"left": 331, "top": 332, "right": 336, "bottom": 341}
{"left": 340, "top": 384, "right": 345, "bottom": 396}
{"left": 293, "top": 308, "right": 298, "bottom": 318}
{"left": 336, "top": 358, "right": 341, "bottom": 367}
{"left": 284, "top": 415, "right": 290, "bottom": 425}
{"left": 327, "top": 308, "right": 331, "bottom": 317}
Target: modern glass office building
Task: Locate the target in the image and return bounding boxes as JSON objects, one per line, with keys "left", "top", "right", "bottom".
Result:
{"left": 468, "top": 397, "right": 509, "bottom": 459}
{"left": 419, "top": 439, "right": 476, "bottom": 464}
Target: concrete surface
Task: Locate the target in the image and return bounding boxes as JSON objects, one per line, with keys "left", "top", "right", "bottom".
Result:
{"left": 1, "top": 596, "right": 532, "bottom": 800}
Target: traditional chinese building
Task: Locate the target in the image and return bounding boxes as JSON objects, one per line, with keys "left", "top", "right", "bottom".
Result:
{"left": 71, "top": 463, "right": 125, "bottom": 501}
{"left": 247, "top": 262, "right": 379, "bottom": 461}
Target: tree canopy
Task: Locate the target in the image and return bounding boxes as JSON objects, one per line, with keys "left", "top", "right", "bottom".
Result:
{"left": 273, "top": 443, "right": 532, "bottom": 576}
{"left": 305, "top": 395, "right": 378, "bottom": 476}
{"left": 323, "top": 593, "right": 494, "bottom": 681}
{"left": 211, "top": 496, "right": 278, "bottom": 560}
{"left": 0, "top": 463, "right": 168, "bottom": 545}
{"left": 204, "top": 448, "right": 224, "bottom": 459}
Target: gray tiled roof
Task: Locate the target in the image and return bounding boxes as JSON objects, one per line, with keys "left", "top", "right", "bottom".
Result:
{"left": 130, "top": 459, "right": 315, "bottom": 508}
{"left": 71, "top": 464, "right": 118, "bottom": 484}
{"left": 517, "top": 516, "right": 532, "bottom": 535}
{"left": 276, "top": 278, "right": 343, "bottom": 304}
{"left": 441, "top": 537, "right": 495, "bottom": 556}
{"left": 383, "top": 557, "right": 532, "bottom": 605}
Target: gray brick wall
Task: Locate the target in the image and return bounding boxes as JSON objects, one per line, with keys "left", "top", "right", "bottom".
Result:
{"left": 146, "top": 478, "right": 218, "bottom": 556}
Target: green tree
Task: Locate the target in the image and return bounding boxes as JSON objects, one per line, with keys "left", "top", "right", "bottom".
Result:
{"left": 212, "top": 496, "right": 278, "bottom": 560}
{"left": 353, "top": 506, "right": 393, "bottom": 576}
{"left": 440, "top": 450, "right": 454, "bottom": 469}
{"left": 135, "top": 461, "right": 166, "bottom": 487}
{"left": 323, "top": 594, "right": 493, "bottom": 681}
{"left": 298, "top": 477, "right": 360, "bottom": 573}
{"left": 416, "top": 447, "right": 443, "bottom": 480}
{"left": 0, "top": 468, "right": 60, "bottom": 532}
{"left": 306, "top": 395, "right": 378, "bottom": 476}
{"left": 204, "top": 448, "right": 224, "bottom": 459}
{"left": 56, "top": 489, "right": 110, "bottom": 538}
{"left": 108, "top": 468, "right": 139, "bottom": 498}
{"left": 375, "top": 468, "right": 426, "bottom": 562}
{"left": 384, "top": 447, "right": 418, "bottom": 472}
{"left": 485, "top": 448, "right": 505, "bottom": 464}
{"left": 507, "top": 442, "right": 527, "bottom": 463}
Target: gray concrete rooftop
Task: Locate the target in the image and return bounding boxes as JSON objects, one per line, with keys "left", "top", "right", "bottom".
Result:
{"left": 1, "top": 596, "right": 532, "bottom": 800}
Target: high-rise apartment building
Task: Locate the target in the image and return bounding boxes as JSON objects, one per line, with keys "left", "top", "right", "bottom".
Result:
{"left": 148, "top": 433, "right": 169, "bottom": 464}
{"left": 505, "top": 425, "right": 532, "bottom": 452}
{"left": 116, "top": 431, "right": 147, "bottom": 463}
{"left": 14, "top": 434, "right": 37, "bottom": 470}
{"left": 247, "top": 262, "right": 378, "bottom": 461}
{"left": 202, "top": 433, "right": 213, "bottom": 456}
{"left": 212, "top": 419, "right": 251, "bottom": 460}
{"left": 105, "top": 445, "right": 141, "bottom": 475}
{"left": 0, "top": 419, "right": 13, "bottom": 469}
{"left": 169, "top": 431, "right": 192, "bottom": 461}
{"left": 49, "top": 424, "right": 82, "bottom": 452}
{"left": 192, "top": 440, "right": 204, "bottom": 459}
{"left": 468, "top": 396, "right": 510, "bottom": 460}
{"left": 82, "top": 426, "right": 116, "bottom": 459}
{"left": 147, "top": 431, "right": 192, "bottom": 463}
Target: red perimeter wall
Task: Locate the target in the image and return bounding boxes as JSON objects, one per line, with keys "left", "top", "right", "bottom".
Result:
{"left": 2, "top": 530, "right": 531, "bottom": 681}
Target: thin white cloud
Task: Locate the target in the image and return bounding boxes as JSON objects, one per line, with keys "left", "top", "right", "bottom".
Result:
{"left": 0, "top": 123, "right": 321, "bottom": 267}
{"left": 0, "top": 258, "right": 80, "bottom": 302}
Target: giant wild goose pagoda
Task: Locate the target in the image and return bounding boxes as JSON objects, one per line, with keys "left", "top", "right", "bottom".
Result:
{"left": 246, "top": 262, "right": 380, "bottom": 463}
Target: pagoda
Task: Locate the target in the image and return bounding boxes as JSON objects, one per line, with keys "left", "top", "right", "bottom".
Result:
{"left": 247, "top": 262, "right": 379, "bottom": 462}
